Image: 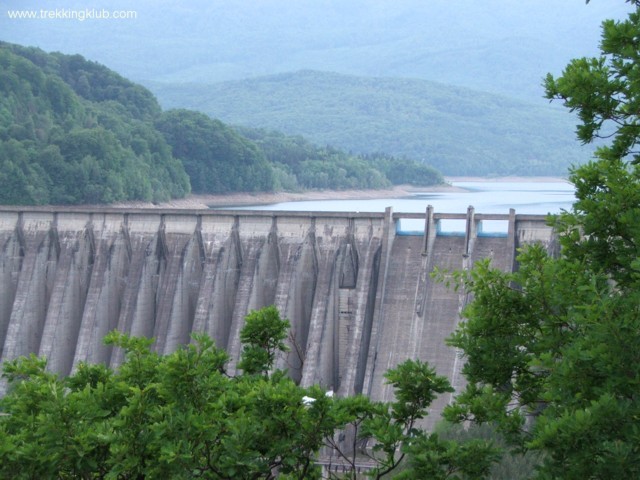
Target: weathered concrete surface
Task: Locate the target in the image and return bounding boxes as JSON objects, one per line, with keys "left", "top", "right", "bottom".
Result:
{"left": 38, "top": 213, "right": 94, "bottom": 375}
{"left": 0, "top": 206, "right": 556, "bottom": 424}
{"left": 3, "top": 212, "right": 58, "bottom": 363}
{"left": 0, "top": 212, "right": 21, "bottom": 358}
{"left": 73, "top": 213, "right": 129, "bottom": 367}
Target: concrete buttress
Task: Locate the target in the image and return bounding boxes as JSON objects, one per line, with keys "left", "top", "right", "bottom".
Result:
{"left": 0, "top": 206, "right": 557, "bottom": 422}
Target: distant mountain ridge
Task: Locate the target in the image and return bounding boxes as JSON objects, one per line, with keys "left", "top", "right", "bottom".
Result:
{"left": 151, "top": 70, "right": 595, "bottom": 176}
{"left": 0, "top": 0, "right": 631, "bottom": 102}
{"left": 0, "top": 42, "right": 441, "bottom": 205}
{"left": 1, "top": 0, "right": 624, "bottom": 178}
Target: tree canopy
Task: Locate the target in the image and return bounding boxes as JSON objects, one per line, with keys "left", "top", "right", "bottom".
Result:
{"left": 0, "top": 42, "right": 443, "bottom": 206}
{"left": 156, "top": 70, "right": 590, "bottom": 177}
{"left": 442, "top": 3, "right": 640, "bottom": 478}
{"left": 0, "top": 42, "right": 190, "bottom": 204}
{"left": 235, "top": 126, "right": 443, "bottom": 191}
{"left": 156, "top": 110, "right": 276, "bottom": 194}
{"left": 0, "top": 306, "right": 496, "bottom": 479}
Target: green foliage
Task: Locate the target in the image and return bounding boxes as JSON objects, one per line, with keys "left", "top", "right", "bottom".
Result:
{"left": 0, "top": 42, "right": 190, "bottom": 205}
{"left": 434, "top": 422, "right": 541, "bottom": 479}
{"left": 442, "top": 242, "right": 640, "bottom": 477}
{"left": 0, "top": 310, "right": 331, "bottom": 479}
{"left": 384, "top": 359, "right": 453, "bottom": 426}
{"left": 544, "top": 3, "right": 640, "bottom": 281}
{"left": 6, "top": 43, "right": 161, "bottom": 121}
{"left": 443, "top": 250, "right": 635, "bottom": 475}
{"left": 156, "top": 109, "right": 276, "bottom": 194}
{"left": 369, "top": 360, "right": 456, "bottom": 479}
{"left": 0, "top": 41, "right": 443, "bottom": 205}
{"left": 397, "top": 433, "right": 500, "bottom": 480}
{"left": 155, "top": 70, "right": 592, "bottom": 176}
{"left": 544, "top": 6, "right": 640, "bottom": 163}
{"left": 325, "top": 360, "right": 497, "bottom": 479}
{"left": 440, "top": 7, "right": 640, "bottom": 477}
{"left": 0, "top": 306, "right": 498, "bottom": 479}
{"left": 238, "top": 126, "right": 442, "bottom": 190}
{"left": 365, "top": 153, "right": 443, "bottom": 187}
{"left": 238, "top": 305, "right": 291, "bottom": 375}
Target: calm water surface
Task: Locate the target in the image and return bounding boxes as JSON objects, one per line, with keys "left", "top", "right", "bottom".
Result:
{"left": 216, "top": 181, "right": 576, "bottom": 215}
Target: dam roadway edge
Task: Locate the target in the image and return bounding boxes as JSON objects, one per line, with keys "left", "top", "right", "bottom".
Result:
{"left": 0, "top": 206, "right": 557, "bottom": 425}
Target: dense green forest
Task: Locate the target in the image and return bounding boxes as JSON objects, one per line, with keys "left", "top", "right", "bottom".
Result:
{"left": 440, "top": 3, "right": 640, "bottom": 477}
{"left": 235, "top": 127, "right": 442, "bottom": 190}
{"left": 152, "top": 70, "right": 595, "bottom": 176}
{"left": 0, "top": 42, "right": 441, "bottom": 205}
{"left": 0, "top": 42, "right": 190, "bottom": 204}
{"left": 0, "top": 306, "right": 503, "bottom": 479}
{"left": 154, "top": 110, "right": 276, "bottom": 194}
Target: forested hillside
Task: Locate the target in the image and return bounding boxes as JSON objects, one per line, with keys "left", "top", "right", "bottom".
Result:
{"left": 0, "top": 42, "right": 441, "bottom": 205}
{"left": 0, "top": 42, "right": 190, "bottom": 204}
{"left": 235, "top": 126, "right": 442, "bottom": 190}
{"left": 153, "top": 71, "right": 595, "bottom": 176}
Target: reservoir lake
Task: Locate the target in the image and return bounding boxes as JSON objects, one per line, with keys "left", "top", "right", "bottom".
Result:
{"left": 214, "top": 180, "right": 576, "bottom": 235}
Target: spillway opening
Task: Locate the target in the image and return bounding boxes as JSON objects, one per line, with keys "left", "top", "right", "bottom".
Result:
{"left": 395, "top": 218, "right": 510, "bottom": 237}
{"left": 395, "top": 218, "right": 424, "bottom": 236}
{"left": 436, "top": 219, "right": 466, "bottom": 237}
{"left": 478, "top": 220, "right": 509, "bottom": 237}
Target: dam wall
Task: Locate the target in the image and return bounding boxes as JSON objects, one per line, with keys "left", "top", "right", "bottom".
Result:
{"left": 0, "top": 206, "right": 556, "bottom": 422}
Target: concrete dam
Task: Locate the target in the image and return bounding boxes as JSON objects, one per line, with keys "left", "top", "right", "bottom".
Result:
{"left": 0, "top": 206, "right": 555, "bottom": 423}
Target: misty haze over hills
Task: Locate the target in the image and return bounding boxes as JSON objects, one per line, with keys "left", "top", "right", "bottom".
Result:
{"left": 153, "top": 70, "right": 592, "bottom": 176}
{"left": 0, "top": 1, "right": 633, "bottom": 175}
{"left": 1, "top": 1, "right": 631, "bottom": 101}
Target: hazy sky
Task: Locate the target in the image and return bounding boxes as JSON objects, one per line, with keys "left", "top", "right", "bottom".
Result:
{"left": 0, "top": 1, "right": 634, "bottom": 100}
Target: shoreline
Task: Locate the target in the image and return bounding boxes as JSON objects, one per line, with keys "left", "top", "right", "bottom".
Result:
{"left": 446, "top": 176, "right": 569, "bottom": 183}
{"left": 110, "top": 184, "right": 455, "bottom": 210}
{"left": 109, "top": 177, "right": 569, "bottom": 210}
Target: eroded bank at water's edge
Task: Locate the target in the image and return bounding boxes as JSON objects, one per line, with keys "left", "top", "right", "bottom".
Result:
{"left": 107, "top": 185, "right": 454, "bottom": 209}
{"left": 0, "top": 206, "right": 556, "bottom": 428}
{"left": 105, "top": 177, "right": 569, "bottom": 210}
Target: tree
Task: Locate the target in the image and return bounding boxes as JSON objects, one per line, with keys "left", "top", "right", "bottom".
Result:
{"left": 0, "top": 43, "right": 191, "bottom": 205}
{"left": 442, "top": 3, "right": 640, "bottom": 478}
{"left": 155, "top": 109, "right": 276, "bottom": 194}
{"left": 238, "top": 305, "right": 290, "bottom": 376}
{"left": 0, "top": 310, "right": 335, "bottom": 479}
{"left": 0, "top": 305, "right": 496, "bottom": 479}
{"left": 544, "top": 3, "right": 640, "bottom": 286}
{"left": 326, "top": 360, "right": 498, "bottom": 480}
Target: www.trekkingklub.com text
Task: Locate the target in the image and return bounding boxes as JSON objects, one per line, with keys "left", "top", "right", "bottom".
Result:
{"left": 6, "top": 8, "right": 137, "bottom": 21}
